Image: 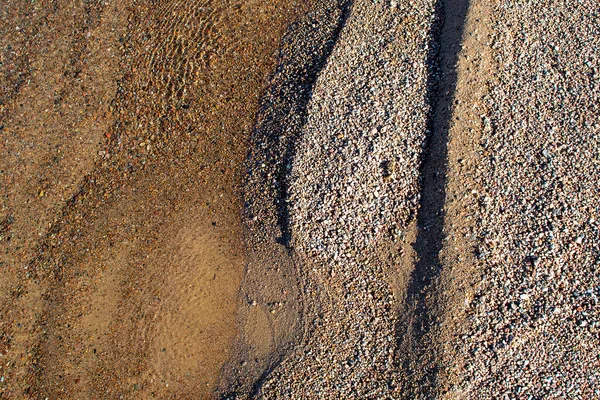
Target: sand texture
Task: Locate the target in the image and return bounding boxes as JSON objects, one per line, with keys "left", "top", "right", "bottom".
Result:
{"left": 1, "top": 0, "right": 598, "bottom": 398}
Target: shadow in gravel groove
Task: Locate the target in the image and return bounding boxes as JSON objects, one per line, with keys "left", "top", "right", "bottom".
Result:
{"left": 257, "top": 0, "right": 353, "bottom": 247}
{"left": 398, "top": 0, "right": 470, "bottom": 396}
{"left": 218, "top": 1, "right": 352, "bottom": 397}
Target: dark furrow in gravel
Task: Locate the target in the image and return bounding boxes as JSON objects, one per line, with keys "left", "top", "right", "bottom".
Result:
{"left": 397, "top": 0, "right": 470, "bottom": 397}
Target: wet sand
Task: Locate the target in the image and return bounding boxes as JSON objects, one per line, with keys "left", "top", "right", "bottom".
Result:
{"left": 1, "top": 0, "right": 308, "bottom": 397}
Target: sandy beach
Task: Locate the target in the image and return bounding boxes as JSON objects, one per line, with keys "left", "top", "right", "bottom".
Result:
{"left": 1, "top": 0, "right": 598, "bottom": 398}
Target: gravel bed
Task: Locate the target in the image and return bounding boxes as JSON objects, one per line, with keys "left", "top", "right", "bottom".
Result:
{"left": 256, "top": 0, "right": 436, "bottom": 397}
{"left": 230, "top": 0, "right": 600, "bottom": 397}
{"left": 457, "top": 1, "right": 600, "bottom": 398}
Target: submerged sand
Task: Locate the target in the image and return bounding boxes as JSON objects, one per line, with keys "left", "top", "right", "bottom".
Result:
{"left": 1, "top": 0, "right": 308, "bottom": 397}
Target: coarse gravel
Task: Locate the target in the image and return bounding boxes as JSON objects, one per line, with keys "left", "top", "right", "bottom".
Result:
{"left": 252, "top": 0, "right": 437, "bottom": 397}
{"left": 6, "top": 0, "right": 599, "bottom": 397}
{"left": 454, "top": 0, "right": 600, "bottom": 398}
{"left": 233, "top": 0, "right": 600, "bottom": 398}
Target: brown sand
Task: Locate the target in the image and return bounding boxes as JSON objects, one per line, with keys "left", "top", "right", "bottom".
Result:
{"left": 5, "top": 0, "right": 598, "bottom": 398}
{"left": 1, "top": 0, "right": 307, "bottom": 398}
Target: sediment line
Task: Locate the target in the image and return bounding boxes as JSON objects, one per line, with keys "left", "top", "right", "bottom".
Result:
{"left": 248, "top": 0, "right": 353, "bottom": 248}
{"left": 218, "top": 2, "right": 352, "bottom": 396}
{"left": 398, "top": 0, "right": 470, "bottom": 396}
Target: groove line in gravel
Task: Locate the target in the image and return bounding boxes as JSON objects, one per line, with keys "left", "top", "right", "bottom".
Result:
{"left": 398, "top": 0, "right": 470, "bottom": 396}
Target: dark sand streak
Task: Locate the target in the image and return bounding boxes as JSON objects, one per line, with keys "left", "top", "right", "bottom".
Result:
{"left": 398, "top": 0, "right": 470, "bottom": 396}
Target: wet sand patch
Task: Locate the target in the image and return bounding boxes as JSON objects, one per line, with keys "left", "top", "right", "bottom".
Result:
{"left": 1, "top": 0, "right": 309, "bottom": 398}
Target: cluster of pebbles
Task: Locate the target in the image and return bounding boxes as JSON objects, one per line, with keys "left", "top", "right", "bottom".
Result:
{"left": 458, "top": 0, "right": 600, "bottom": 398}
{"left": 228, "top": 0, "right": 599, "bottom": 397}
{"left": 252, "top": 0, "right": 437, "bottom": 397}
